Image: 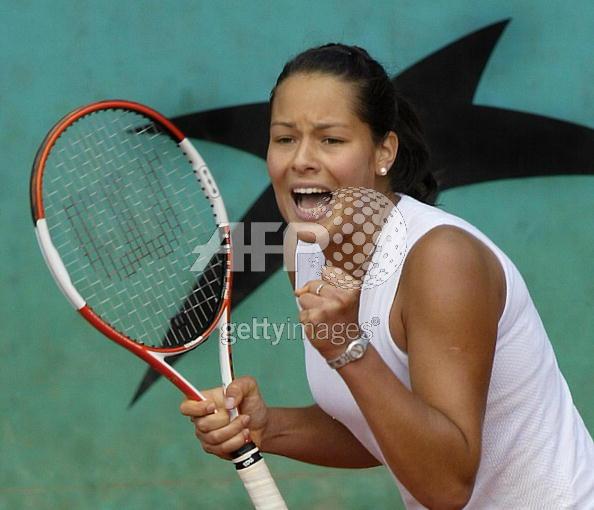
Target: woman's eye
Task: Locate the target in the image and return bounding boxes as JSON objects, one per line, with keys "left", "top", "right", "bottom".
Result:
{"left": 322, "top": 138, "right": 343, "bottom": 145}
{"left": 276, "top": 137, "right": 294, "bottom": 144}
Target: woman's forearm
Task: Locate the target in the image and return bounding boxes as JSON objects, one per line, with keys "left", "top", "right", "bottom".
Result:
{"left": 261, "top": 404, "right": 381, "bottom": 468}
{"left": 338, "top": 347, "right": 477, "bottom": 509}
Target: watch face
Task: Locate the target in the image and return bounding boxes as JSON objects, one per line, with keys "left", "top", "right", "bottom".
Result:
{"left": 350, "top": 344, "right": 365, "bottom": 359}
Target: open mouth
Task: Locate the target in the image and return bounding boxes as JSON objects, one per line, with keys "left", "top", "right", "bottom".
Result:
{"left": 292, "top": 187, "right": 333, "bottom": 220}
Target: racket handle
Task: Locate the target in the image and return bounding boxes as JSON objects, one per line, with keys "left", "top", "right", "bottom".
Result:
{"left": 232, "top": 442, "right": 287, "bottom": 509}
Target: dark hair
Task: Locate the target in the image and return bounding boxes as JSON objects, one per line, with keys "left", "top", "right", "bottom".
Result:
{"left": 270, "top": 43, "right": 438, "bottom": 204}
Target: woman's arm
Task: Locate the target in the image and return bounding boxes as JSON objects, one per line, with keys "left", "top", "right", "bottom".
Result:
{"left": 298, "top": 226, "right": 505, "bottom": 509}
{"left": 262, "top": 404, "right": 380, "bottom": 468}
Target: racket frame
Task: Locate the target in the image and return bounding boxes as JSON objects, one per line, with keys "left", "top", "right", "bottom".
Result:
{"left": 30, "top": 100, "right": 287, "bottom": 509}
{"left": 30, "top": 100, "right": 233, "bottom": 400}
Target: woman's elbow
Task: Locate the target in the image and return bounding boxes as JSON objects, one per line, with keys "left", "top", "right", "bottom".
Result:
{"left": 418, "top": 475, "right": 476, "bottom": 509}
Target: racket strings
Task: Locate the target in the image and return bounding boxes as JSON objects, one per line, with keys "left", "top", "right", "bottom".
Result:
{"left": 43, "top": 109, "right": 226, "bottom": 348}
{"left": 164, "top": 252, "right": 227, "bottom": 346}
{"left": 69, "top": 112, "right": 213, "bottom": 345}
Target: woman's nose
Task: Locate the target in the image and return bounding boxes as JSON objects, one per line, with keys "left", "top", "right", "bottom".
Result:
{"left": 291, "top": 139, "right": 319, "bottom": 173}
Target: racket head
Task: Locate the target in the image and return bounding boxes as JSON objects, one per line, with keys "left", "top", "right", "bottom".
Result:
{"left": 30, "top": 100, "right": 232, "bottom": 356}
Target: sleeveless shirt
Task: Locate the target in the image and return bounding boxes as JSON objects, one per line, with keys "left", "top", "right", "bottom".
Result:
{"left": 296, "top": 194, "right": 594, "bottom": 509}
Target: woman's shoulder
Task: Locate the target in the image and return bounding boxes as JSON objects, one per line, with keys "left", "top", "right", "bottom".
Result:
{"left": 396, "top": 195, "right": 508, "bottom": 269}
{"left": 406, "top": 224, "right": 501, "bottom": 274}
{"left": 398, "top": 224, "right": 507, "bottom": 323}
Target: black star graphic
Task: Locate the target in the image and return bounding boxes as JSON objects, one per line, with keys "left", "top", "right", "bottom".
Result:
{"left": 130, "top": 19, "right": 594, "bottom": 406}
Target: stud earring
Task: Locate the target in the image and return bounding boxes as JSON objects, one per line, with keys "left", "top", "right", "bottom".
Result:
{"left": 378, "top": 167, "right": 388, "bottom": 176}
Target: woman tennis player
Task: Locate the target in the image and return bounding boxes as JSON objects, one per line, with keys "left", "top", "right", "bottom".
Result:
{"left": 181, "top": 44, "right": 594, "bottom": 508}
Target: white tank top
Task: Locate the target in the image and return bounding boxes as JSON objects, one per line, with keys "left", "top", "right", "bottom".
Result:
{"left": 296, "top": 194, "right": 594, "bottom": 509}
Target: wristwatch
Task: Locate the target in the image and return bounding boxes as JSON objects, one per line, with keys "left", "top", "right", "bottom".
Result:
{"left": 326, "top": 333, "right": 370, "bottom": 370}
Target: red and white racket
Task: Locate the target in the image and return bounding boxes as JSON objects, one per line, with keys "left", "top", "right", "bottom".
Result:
{"left": 30, "top": 100, "right": 287, "bottom": 510}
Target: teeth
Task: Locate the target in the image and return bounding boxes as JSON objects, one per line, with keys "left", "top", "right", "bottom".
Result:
{"left": 293, "top": 187, "right": 330, "bottom": 194}
{"left": 293, "top": 187, "right": 332, "bottom": 217}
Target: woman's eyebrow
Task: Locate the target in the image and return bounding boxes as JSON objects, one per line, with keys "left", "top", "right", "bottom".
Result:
{"left": 314, "top": 122, "right": 349, "bottom": 130}
{"left": 270, "top": 121, "right": 349, "bottom": 129}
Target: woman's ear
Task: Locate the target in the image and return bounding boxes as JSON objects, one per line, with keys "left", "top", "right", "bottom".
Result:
{"left": 375, "top": 131, "right": 398, "bottom": 176}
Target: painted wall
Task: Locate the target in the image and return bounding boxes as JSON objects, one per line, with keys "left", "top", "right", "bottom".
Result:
{"left": 1, "top": 1, "right": 592, "bottom": 508}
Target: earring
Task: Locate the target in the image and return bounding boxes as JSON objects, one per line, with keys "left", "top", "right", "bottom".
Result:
{"left": 378, "top": 167, "right": 388, "bottom": 176}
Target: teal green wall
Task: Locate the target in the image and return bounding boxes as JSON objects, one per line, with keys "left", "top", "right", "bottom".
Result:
{"left": 1, "top": 1, "right": 592, "bottom": 508}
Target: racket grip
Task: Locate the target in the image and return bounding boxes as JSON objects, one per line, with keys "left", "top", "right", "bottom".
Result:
{"left": 232, "top": 442, "right": 287, "bottom": 509}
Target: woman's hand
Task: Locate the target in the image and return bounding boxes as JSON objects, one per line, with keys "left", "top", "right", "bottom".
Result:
{"left": 179, "top": 376, "right": 269, "bottom": 460}
{"left": 295, "top": 266, "right": 362, "bottom": 360}
{"left": 294, "top": 187, "right": 393, "bottom": 360}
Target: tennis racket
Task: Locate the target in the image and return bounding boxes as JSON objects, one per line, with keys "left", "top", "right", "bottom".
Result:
{"left": 30, "top": 100, "right": 287, "bottom": 510}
